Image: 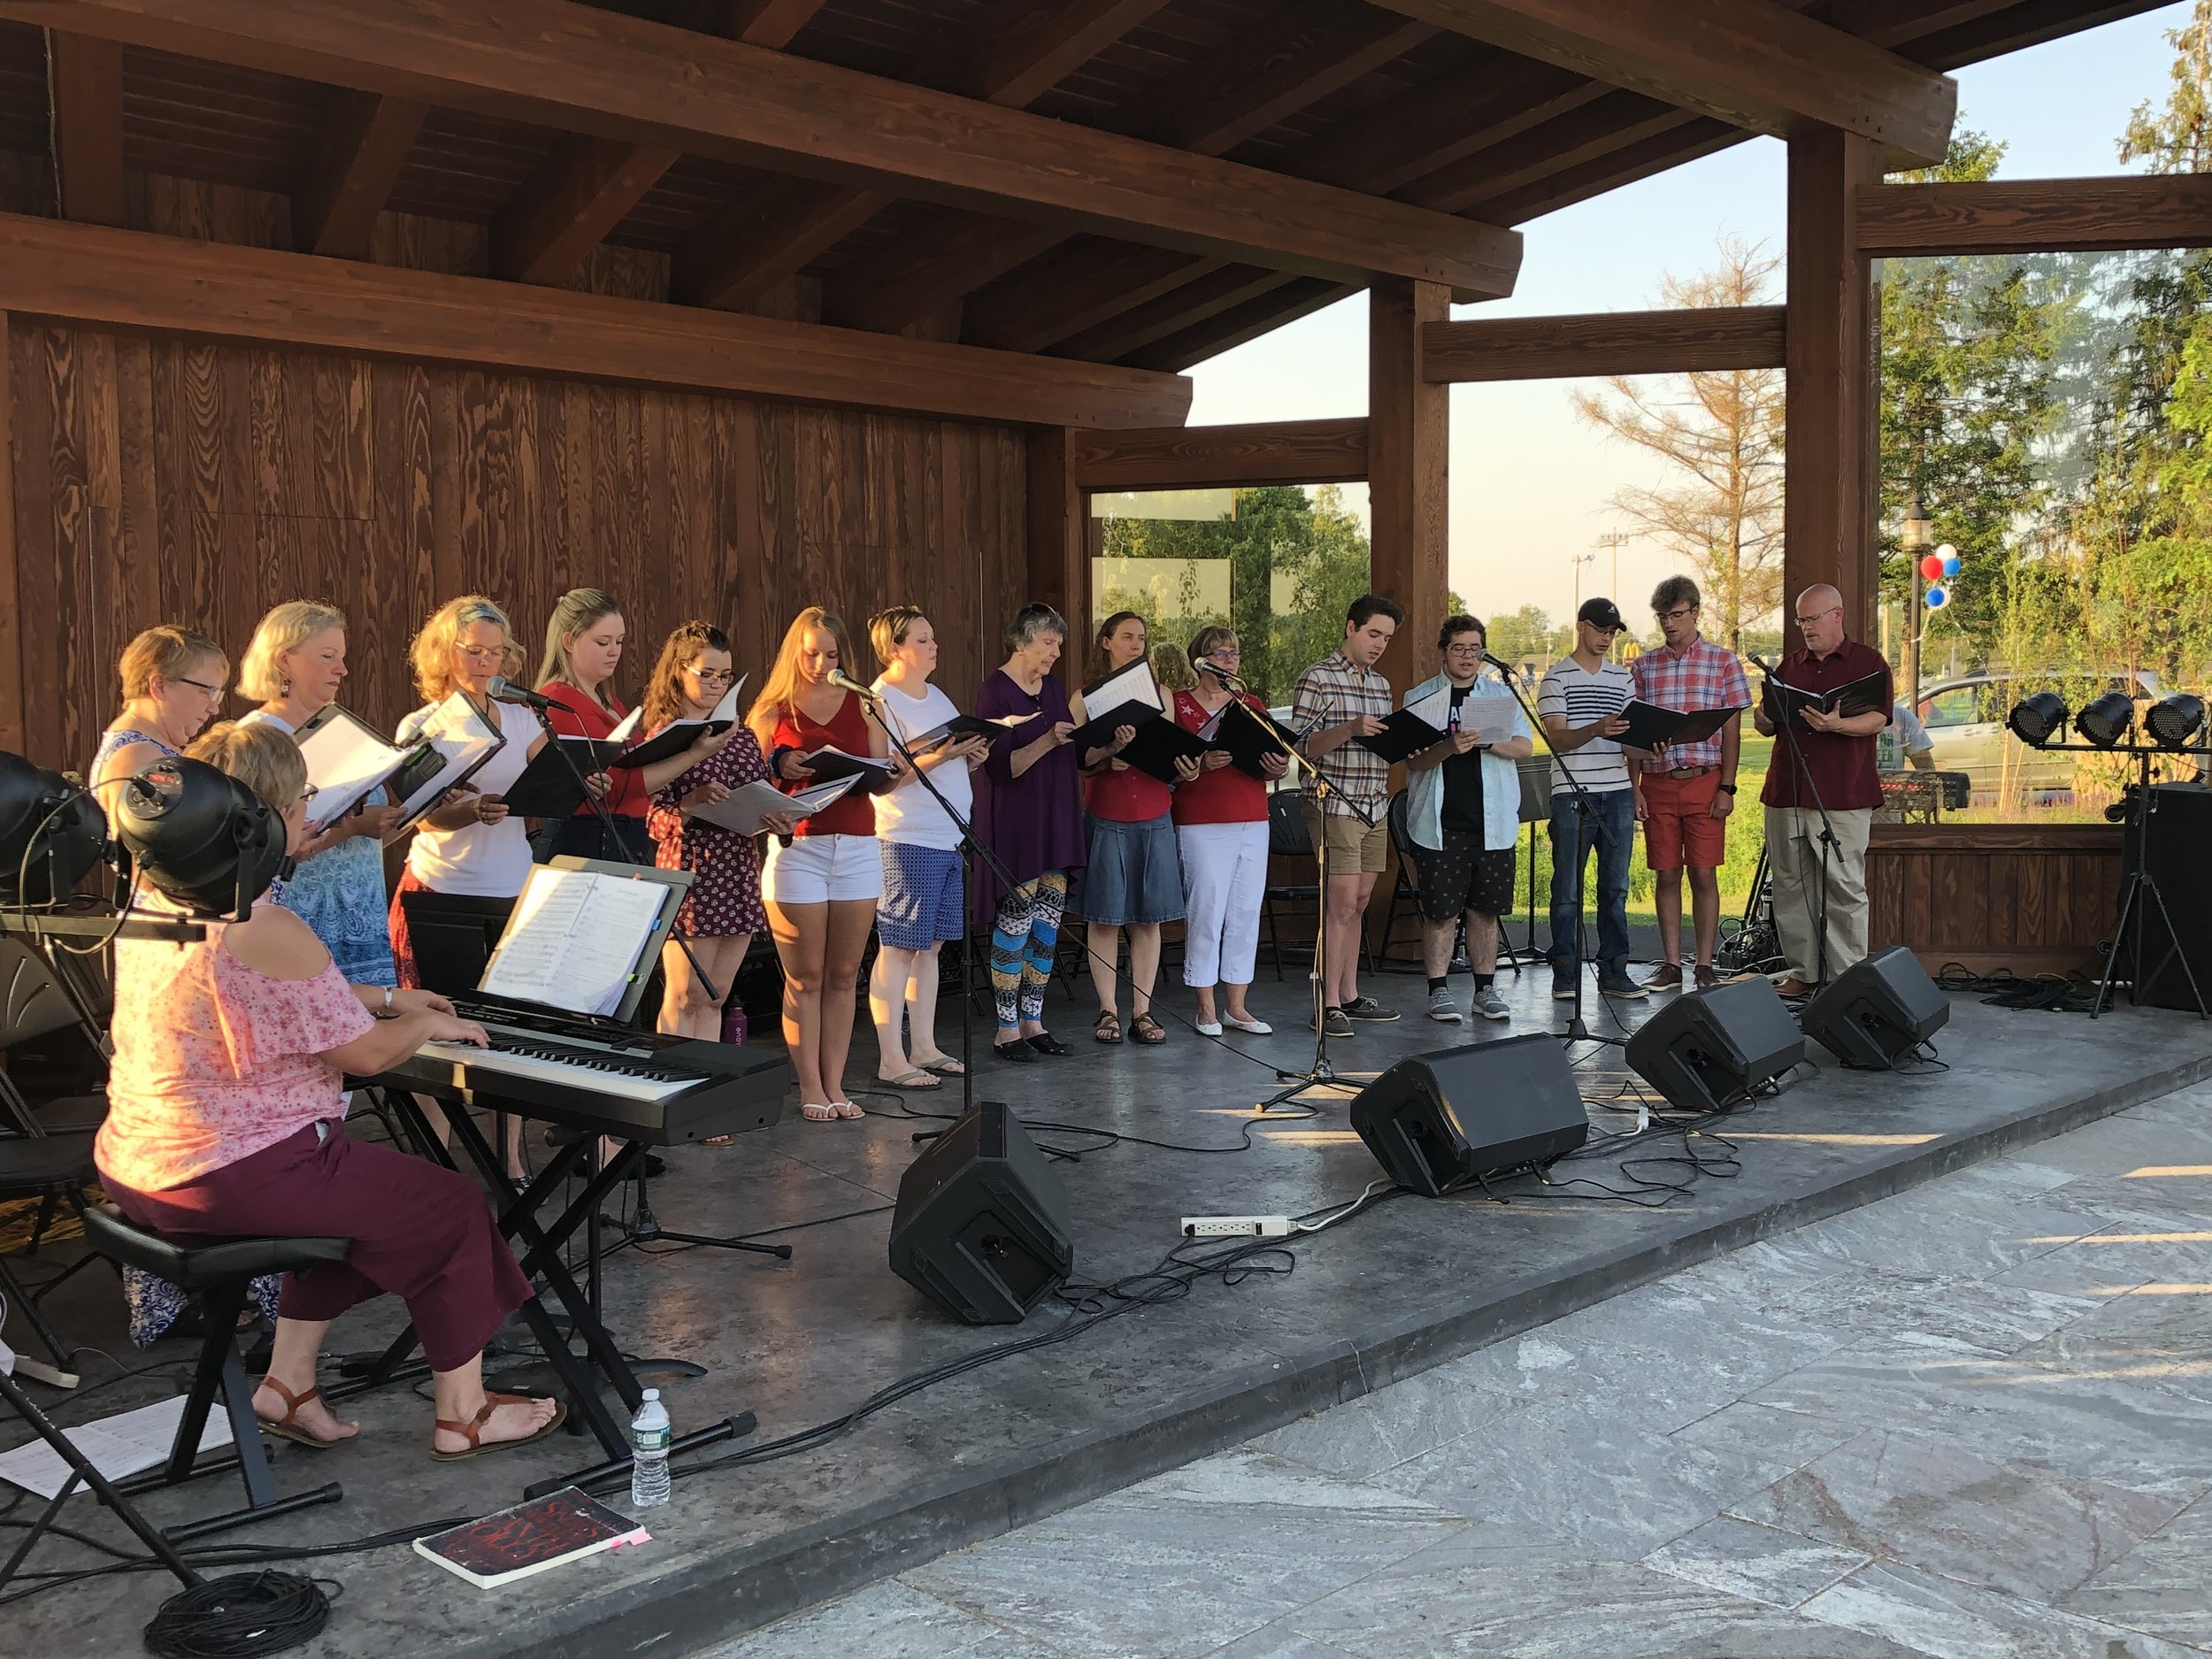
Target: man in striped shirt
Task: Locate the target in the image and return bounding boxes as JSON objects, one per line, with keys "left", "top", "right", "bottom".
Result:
{"left": 1536, "top": 599, "right": 1645, "bottom": 1003}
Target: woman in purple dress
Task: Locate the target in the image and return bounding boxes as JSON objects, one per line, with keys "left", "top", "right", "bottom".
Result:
{"left": 641, "top": 621, "right": 795, "bottom": 1041}
{"left": 973, "top": 603, "right": 1086, "bottom": 1064}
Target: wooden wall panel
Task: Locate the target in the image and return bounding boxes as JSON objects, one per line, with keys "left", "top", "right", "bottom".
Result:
{"left": 1866, "top": 824, "right": 2123, "bottom": 976}
{"left": 4, "top": 318, "right": 1029, "bottom": 772}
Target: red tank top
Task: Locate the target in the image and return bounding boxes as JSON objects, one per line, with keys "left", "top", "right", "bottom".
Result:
{"left": 769, "top": 694, "right": 877, "bottom": 837}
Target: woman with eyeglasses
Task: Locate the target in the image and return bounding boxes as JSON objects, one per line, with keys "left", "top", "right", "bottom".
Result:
{"left": 90, "top": 625, "right": 231, "bottom": 826}
{"left": 640, "top": 621, "right": 793, "bottom": 1045}
{"left": 1171, "top": 627, "right": 1284, "bottom": 1036}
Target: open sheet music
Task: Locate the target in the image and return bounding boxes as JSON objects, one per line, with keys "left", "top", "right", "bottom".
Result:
{"left": 687, "top": 775, "right": 860, "bottom": 836}
{"left": 477, "top": 864, "right": 672, "bottom": 1018}
{"left": 612, "top": 680, "right": 744, "bottom": 770}
{"left": 293, "top": 703, "right": 426, "bottom": 831}
{"left": 388, "top": 692, "right": 507, "bottom": 833}
{"left": 1068, "top": 658, "right": 1165, "bottom": 749}
{"left": 1403, "top": 686, "right": 1520, "bottom": 748}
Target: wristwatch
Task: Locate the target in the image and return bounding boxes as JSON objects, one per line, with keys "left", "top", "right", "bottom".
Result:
{"left": 1717, "top": 783, "right": 1738, "bottom": 795}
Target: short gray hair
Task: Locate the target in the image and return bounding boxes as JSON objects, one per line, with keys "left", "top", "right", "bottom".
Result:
{"left": 1005, "top": 603, "right": 1066, "bottom": 652}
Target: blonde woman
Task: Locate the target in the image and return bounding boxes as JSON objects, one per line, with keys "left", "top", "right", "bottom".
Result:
{"left": 534, "top": 588, "right": 654, "bottom": 864}
{"left": 237, "top": 602, "right": 401, "bottom": 985}
{"left": 750, "top": 607, "right": 896, "bottom": 1120}
{"left": 90, "top": 626, "right": 229, "bottom": 819}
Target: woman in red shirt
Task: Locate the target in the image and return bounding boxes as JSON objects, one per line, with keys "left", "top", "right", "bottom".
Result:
{"left": 534, "top": 588, "right": 653, "bottom": 864}
{"left": 1172, "top": 626, "right": 1286, "bottom": 1035}
{"left": 750, "top": 607, "right": 899, "bottom": 1120}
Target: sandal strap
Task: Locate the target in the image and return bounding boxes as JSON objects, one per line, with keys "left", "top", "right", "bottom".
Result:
{"left": 434, "top": 1392, "right": 534, "bottom": 1449}
{"left": 257, "top": 1376, "right": 319, "bottom": 1426}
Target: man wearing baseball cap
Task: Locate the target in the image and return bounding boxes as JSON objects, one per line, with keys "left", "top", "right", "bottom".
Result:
{"left": 1536, "top": 599, "right": 1646, "bottom": 1003}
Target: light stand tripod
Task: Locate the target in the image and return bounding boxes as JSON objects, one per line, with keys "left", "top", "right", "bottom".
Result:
{"left": 1751, "top": 664, "right": 1843, "bottom": 991}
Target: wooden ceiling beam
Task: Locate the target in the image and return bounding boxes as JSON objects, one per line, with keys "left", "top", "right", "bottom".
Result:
{"left": 291, "top": 90, "right": 427, "bottom": 259}
{"left": 927, "top": 0, "right": 1175, "bottom": 107}
{"left": 1855, "top": 175, "right": 2212, "bottom": 257}
{"left": 667, "top": 0, "right": 831, "bottom": 45}
{"left": 1051, "top": 265, "right": 1296, "bottom": 362}
{"left": 492, "top": 133, "right": 682, "bottom": 285}
{"left": 1362, "top": 0, "right": 1956, "bottom": 165}
{"left": 1398, "top": 90, "right": 1691, "bottom": 215}
{"left": 1071, "top": 417, "right": 1369, "bottom": 489}
{"left": 676, "top": 176, "right": 888, "bottom": 310}
{"left": 1125, "top": 277, "right": 1348, "bottom": 373}
{"left": 44, "top": 31, "right": 125, "bottom": 225}
{"left": 1421, "top": 304, "right": 1786, "bottom": 381}
{"left": 0, "top": 211, "right": 1193, "bottom": 428}
{"left": 966, "top": 243, "right": 1225, "bottom": 354}
{"left": 0, "top": 0, "right": 1517, "bottom": 293}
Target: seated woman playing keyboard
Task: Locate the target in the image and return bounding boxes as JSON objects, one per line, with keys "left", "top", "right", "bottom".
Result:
{"left": 95, "top": 720, "right": 564, "bottom": 1461}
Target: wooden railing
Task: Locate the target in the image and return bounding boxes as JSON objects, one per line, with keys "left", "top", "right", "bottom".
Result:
{"left": 1867, "top": 821, "right": 2123, "bottom": 977}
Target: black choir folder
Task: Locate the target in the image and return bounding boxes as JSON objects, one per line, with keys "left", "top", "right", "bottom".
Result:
{"left": 413, "top": 1487, "right": 649, "bottom": 1589}
{"left": 1761, "top": 668, "right": 1888, "bottom": 726}
{"left": 1615, "top": 701, "right": 1747, "bottom": 753}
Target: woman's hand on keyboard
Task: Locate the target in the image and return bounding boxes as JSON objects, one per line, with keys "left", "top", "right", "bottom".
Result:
{"left": 388, "top": 988, "right": 458, "bottom": 1018}
{"left": 426, "top": 1014, "right": 490, "bottom": 1048}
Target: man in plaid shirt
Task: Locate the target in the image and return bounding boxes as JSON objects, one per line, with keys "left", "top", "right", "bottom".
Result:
{"left": 1631, "top": 576, "right": 1751, "bottom": 991}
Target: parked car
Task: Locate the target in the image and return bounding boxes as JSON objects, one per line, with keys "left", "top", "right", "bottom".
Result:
{"left": 1915, "top": 671, "right": 2158, "bottom": 802}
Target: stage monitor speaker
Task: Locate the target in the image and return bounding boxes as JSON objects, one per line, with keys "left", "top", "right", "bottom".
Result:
{"left": 1349, "top": 1034, "right": 1589, "bottom": 1197}
{"left": 2118, "top": 781, "right": 2212, "bottom": 1010}
{"left": 889, "top": 1100, "right": 1073, "bottom": 1325}
{"left": 1624, "top": 977, "right": 1804, "bottom": 1113}
{"left": 1799, "top": 946, "right": 1950, "bottom": 1069}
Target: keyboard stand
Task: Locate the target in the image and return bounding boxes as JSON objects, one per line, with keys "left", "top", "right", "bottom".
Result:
{"left": 336, "top": 1085, "right": 749, "bottom": 1487}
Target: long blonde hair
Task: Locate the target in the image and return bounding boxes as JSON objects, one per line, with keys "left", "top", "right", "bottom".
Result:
{"left": 238, "top": 601, "right": 345, "bottom": 702}
{"left": 748, "top": 607, "right": 854, "bottom": 747}
{"left": 409, "top": 595, "right": 517, "bottom": 702}
{"left": 537, "top": 588, "right": 623, "bottom": 696}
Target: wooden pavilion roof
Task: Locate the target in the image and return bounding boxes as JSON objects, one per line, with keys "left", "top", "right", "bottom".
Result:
{"left": 0, "top": 0, "right": 2169, "bottom": 380}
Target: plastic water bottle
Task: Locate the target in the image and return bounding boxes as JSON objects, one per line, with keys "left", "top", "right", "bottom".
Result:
{"left": 629, "top": 1389, "right": 671, "bottom": 1509}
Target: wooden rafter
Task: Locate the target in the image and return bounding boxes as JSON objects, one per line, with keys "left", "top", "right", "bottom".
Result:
{"left": 966, "top": 243, "right": 1228, "bottom": 355}
{"left": 1421, "top": 305, "right": 1786, "bottom": 381}
{"left": 0, "top": 211, "right": 1194, "bottom": 429}
{"left": 1362, "top": 0, "right": 1956, "bottom": 164}
{"left": 44, "top": 30, "right": 124, "bottom": 225}
{"left": 1127, "top": 278, "right": 1350, "bottom": 374}
{"left": 1855, "top": 175, "right": 2212, "bottom": 257}
{"left": 1071, "top": 418, "right": 1370, "bottom": 488}
{"left": 291, "top": 89, "right": 427, "bottom": 259}
{"left": 1053, "top": 266, "right": 1296, "bottom": 363}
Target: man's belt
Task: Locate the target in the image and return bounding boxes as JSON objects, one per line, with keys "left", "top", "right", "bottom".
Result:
{"left": 1665, "top": 764, "right": 1715, "bottom": 780}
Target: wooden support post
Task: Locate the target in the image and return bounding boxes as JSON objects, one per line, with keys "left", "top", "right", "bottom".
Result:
{"left": 0, "top": 311, "right": 20, "bottom": 755}
{"left": 1785, "top": 131, "right": 1879, "bottom": 642}
{"left": 1026, "top": 428, "right": 1087, "bottom": 682}
{"left": 1367, "top": 280, "right": 1450, "bottom": 695}
{"left": 46, "top": 33, "right": 126, "bottom": 227}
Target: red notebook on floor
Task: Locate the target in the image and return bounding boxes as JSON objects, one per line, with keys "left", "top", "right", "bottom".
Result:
{"left": 413, "top": 1487, "right": 650, "bottom": 1589}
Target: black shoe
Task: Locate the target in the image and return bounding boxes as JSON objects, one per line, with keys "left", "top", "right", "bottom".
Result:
{"left": 1340, "top": 995, "right": 1399, "bottom": 1023}
{"left": 1025, "top": 1032, "right": 1073, "bottom": 1056}
{"left": 995, "top": 1039, "right": 1037, "bottom": 1063}
{"left": 1552, "top": 968, "right": 1578, "bottom": 1002}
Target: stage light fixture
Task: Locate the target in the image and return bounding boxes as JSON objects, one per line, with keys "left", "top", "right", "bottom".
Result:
{"left": 0, "top": 750, "right": 106, "bottom": 907}
{"left": 2007, "top": 692, "right": 2068, "bottom": 749}
{"left": 2076, "top": 691, "right": 2136, "bottom": 749}
{"left": 2147, "top": 693, "right": 2205, "bottom": 750}
{"left": 111, "top": 757, "right": 287, "bottom": 921}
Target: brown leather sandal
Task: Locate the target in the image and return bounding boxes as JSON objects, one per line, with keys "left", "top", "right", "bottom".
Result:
{"left": 430, "top": 1391, "right": 568, "bottom": 1462}
{"left": 1130, "top": 1012, "right": 1167, "bottom": 1044}
{"left": 254, "top": 1376, "right": 355, "bottom": 1450}
{"left": 1094, "top": 1010, "right": 1122, "bottom": 1043}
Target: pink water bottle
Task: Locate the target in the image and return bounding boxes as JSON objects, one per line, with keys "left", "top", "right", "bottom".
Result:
{"left": 720, "top": 1002, "right": 749, "bottom": 1045}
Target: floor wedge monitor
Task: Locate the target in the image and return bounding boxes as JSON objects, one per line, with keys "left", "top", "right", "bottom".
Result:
{"left": 1798, "top": 946, "right": 1950, "bottom": 1069}
{"left": 1624, "top": 976, "right": 1805, "bottom": 1113}
{"left": 1349, "top": 1034, "right": 1589, "bottom": 1197}
{"left": 889, "top": 1100, "right": 1073, "bottom": 1325}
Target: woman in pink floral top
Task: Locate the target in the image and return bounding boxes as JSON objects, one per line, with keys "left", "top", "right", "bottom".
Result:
{"left": 97, "top": 722, "right": 564, "bottom": 1461}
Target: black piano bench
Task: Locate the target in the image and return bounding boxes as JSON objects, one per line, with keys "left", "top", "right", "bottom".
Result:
{"left": 78, "top": 1206, "right": 349, "bottom": 1540}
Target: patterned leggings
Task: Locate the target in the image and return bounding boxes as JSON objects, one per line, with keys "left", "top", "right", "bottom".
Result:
{"left": 990, "top": 872, "right": 1068, "bottom": 1029}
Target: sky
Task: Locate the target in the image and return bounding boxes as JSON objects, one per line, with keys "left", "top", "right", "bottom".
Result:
{"left": 1179, "top": 3, "right": 2195, "bottom": 629}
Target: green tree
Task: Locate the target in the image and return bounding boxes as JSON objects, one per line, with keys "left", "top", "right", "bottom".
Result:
{"left": 1486, "top": 603, "right": 1568, "bottom": 664}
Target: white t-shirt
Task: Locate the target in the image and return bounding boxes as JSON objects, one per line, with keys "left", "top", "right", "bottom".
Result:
{"left": 1536, "top": 658, "right": 1635, "bottom": 795}
{"left": 398, "top": 697, "right": 539, "bottom": 896}
{"left": 870, "top": 678, "right": 972, "bottom": 851}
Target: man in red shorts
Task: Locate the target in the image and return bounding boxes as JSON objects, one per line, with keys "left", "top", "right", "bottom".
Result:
{"left": 1631, "top": 577, "right": 1750, "bottom": 991}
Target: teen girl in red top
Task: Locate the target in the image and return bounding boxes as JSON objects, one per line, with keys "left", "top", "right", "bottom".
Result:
{"left": 534, "top": 588, "right": 653, "bottom": 864}
{"left": 1171, "top": 626, "right": 1287, "bottom": 1036}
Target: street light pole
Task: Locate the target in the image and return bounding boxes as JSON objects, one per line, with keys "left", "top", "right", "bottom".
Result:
{"left": 1901, "top": 490, "right": 1933, "bottom": 716}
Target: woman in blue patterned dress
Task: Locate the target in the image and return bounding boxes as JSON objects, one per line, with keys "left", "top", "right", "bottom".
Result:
{"left": 235, "top": 602, "right": 401, "bottom": 986}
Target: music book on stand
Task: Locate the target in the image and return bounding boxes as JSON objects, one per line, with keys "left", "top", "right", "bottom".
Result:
{"left": 386, "top": 692, "right": 508, "bottom": 836}
{"left": 472, "top": 857, "right": 692, "bottom": 1024}
{"left": 292, "top": 703, "right": 428, "bottom": 831}
{"left": 1761, "top": 669, "right": 1887, "bottom": 726}
{"left": 687, "top": 775, "right": 860, "bottom": 836}
{"left": 412, "top": 1487, "right": 649, "bottom": 1590}
{"left": 1615, "top": 701, "right": 1747, "bottom": 753}
{"left": 612, "top": 680, "right": 744, "bottom": 770}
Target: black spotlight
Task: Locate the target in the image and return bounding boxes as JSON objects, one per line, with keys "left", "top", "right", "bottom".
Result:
{"left": 2006, "top": 691, "right": 2068, "bottom": 749}
{"left": 0, "top": 751, "right": 106, "bottom": 907}
{"left": 2076, "top": 690, "right": 2136, "bottom": 749}
{"left": 111, "top": 758, "right": 286, "bottom": 921}
{"left": 2147, "top": 693, "right": 2205, "bottom": 751}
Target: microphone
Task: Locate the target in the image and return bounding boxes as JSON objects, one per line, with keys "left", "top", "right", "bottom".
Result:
{"left": 1479, "top": 650, "right": 1517, "bottom": 676}
{"left": 1746, "top": 656, "right": 1778, "bottom": 677}
{"left": 484, "top": 677, "right": 557, "bottom": 710}
{"left": 1200, "top": 657, "right": 1248, "bottom": 688}
{"left": 826, "top": 667, "right": 880, "bottom": 703}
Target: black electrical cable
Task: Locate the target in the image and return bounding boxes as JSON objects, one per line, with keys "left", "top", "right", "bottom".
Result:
{"left": 142, "top": 1572, "right": 337, "bottom": 1659}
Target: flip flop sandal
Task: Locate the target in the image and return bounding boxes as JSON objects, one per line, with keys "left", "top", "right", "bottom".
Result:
{"left": 1130, "top": 1013, "right": 1167, "bottom": 1044}
{"left": 918, "top": 1056, "right": 966, "bottom": 1077}
{"left": 430, "top": 1392, "right": 568, "bottom": 1462}
{"left": 255, "top": 1376, "right": 354, "bottom": 1451}
{"left": 800, "top": 1102, "right": 841, "bottom": 1121}
{"left": 832, "top": 1100, "right": 866, "bottom": 1119}
{"left": 878, "top": 1070, "right": 942, "bottom": 1091}
{"left": 1094, "top": 1010, "right": 1123, "bottom": 1043}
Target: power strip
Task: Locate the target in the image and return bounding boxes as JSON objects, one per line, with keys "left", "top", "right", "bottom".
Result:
{"left": 1181, "top": 1215, "right": 1294, "bottom": 1239}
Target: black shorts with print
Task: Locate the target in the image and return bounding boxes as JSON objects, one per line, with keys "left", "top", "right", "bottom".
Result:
{"left": 1413, "top": 830, "right": 1518, "bottom": 922}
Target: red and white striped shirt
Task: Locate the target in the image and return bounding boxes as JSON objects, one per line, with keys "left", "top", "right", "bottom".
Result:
{"left": 1630, "top": 637, "right": 1750, "bottom": 772}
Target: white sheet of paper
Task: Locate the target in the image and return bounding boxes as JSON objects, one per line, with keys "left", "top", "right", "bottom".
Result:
{"left": 0, "top": 1394, "right": 233, "bottom": 1499}
{"left": 296, "top": 709, "right": 407, "bottom": 830}
{"left": 1084, "top": 658, "right": 1164, "bottom": 721}
{"left": 392, "top": 692, "right": 503, "bottom": 823}
{"left": 606, "top": 705, "right": 642, "bottom": 744}
{"left": 1408, "top": 687, "right": 1517, "bottom": 747}
{"left": 478, "top": 866, "right": 671, "bottom": 1016}
{"left": 687, "top": 774, "right": 859, "bottom": 836}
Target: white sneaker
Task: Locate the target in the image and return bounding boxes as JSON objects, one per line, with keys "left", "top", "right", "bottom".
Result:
{"left": 1195, "top": 1020, "right": 1224, "bottom": 1036}
{"left": 1223, "top": 1015, "right": 1273, "bottom": 1034}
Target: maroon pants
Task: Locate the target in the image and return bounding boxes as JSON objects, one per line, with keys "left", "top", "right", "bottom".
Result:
{"left": 107, "top": 1123, "right": 531, "bottom": 1373}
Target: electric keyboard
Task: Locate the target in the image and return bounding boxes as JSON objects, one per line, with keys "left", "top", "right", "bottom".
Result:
{"left": 368, "top": 1007, "right": 788, "bottom": 1146}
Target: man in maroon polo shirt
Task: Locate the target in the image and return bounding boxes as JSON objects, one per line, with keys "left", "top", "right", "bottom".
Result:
{"left": 1752, "top": 584, "right": 1892, "bottom": 995}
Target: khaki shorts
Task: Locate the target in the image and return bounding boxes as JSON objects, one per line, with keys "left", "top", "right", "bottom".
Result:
{"left": 1302, "top": 799, "right": 1390, "bottom": 875}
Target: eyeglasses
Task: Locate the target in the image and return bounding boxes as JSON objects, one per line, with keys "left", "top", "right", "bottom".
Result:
{"left": 1656, "top": 606, "right": 1698, "bottom": 623}
{"left": 1204, "top": 648, "right": 1243, "bottom": 659}
{"left": 1444, "top": 643, "right": 1485, "bottom": 656}
{"left": 456, "top": 644, "right": 505, "bottom": 662}
{"left": 1793, "top": 608, "right": 1840, "bottom": 626}
{"left": 687, "top": 666, "right": 736, "bottom": 683}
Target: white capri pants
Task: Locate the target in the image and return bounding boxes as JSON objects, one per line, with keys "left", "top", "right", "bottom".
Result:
{"left": 1178, "top": 818, "right": 1269, "bottom": 988}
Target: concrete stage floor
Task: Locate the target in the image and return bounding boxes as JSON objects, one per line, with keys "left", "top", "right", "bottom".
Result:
{"left": 6, "top": 963, "right": 2208, "bottom": 1658}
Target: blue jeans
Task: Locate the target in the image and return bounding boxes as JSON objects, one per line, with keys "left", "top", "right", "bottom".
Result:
{"left": 1548, "top": 788, "right": 1633, "bottom": 975}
